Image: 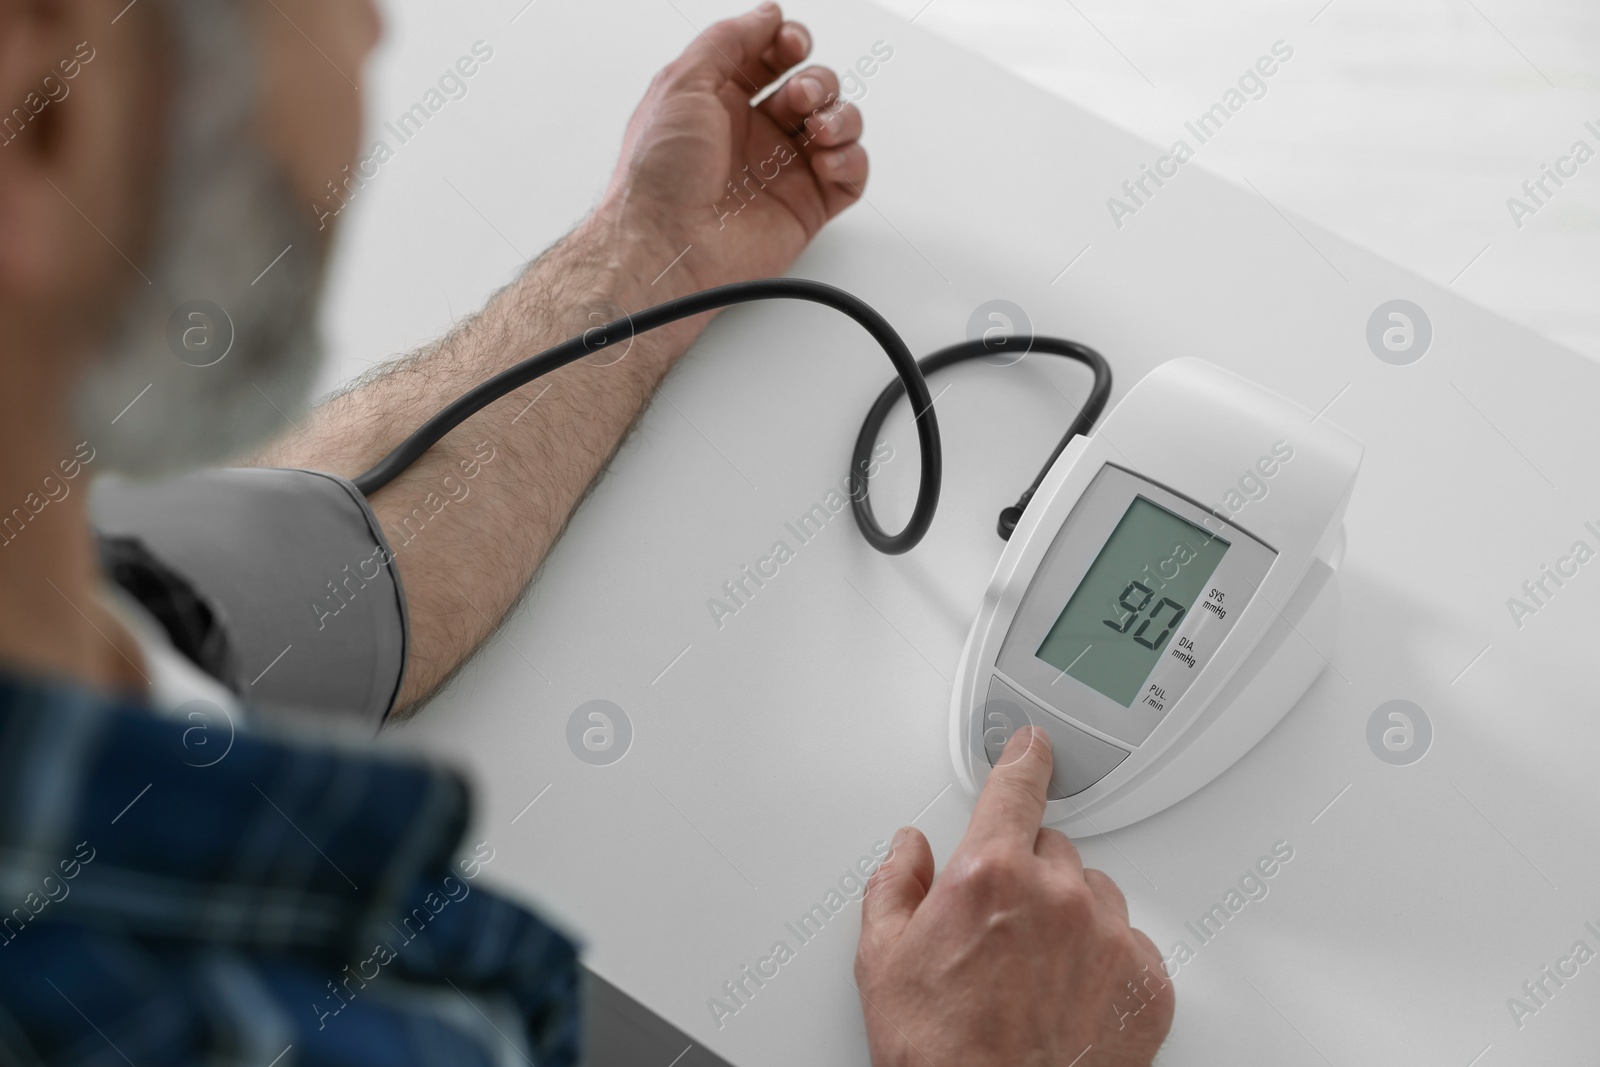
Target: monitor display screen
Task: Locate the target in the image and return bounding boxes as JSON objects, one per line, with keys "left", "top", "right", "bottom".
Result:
{"left": 1035, "top": 496, "right": 1230, "bottom": 706}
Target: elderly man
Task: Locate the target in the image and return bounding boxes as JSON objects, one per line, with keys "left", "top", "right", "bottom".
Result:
{"left": 0, "top": 0, "right": 1172, "bottom": 1063}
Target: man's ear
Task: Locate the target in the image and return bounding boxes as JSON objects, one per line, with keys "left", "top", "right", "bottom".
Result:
{"left": 0, "top": 1, "right": 65, "bottom": 294}
{"left": 0, "top": 0, "right": 169, "bottom": 303}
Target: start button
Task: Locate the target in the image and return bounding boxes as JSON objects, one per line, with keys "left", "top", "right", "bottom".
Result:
{"left": 981, "top": 677, "right": 1130, "bottom": 799}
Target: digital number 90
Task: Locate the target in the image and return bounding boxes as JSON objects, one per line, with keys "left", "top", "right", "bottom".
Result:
{"left": 1103, "top": 580, "right": 1186, "bottom": 650}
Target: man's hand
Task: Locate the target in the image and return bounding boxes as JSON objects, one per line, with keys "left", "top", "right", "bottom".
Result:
{"left": 598, "top": 0, "right": 867, "bottom": 291}
{"left": 856, "top": 728, "right": 1175, "bottom": 1066}
{"left": 251, "top": 4, "right": 866, "bottom": 715}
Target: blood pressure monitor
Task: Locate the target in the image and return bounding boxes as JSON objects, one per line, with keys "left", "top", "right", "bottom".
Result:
{"left": 951, "top": 358, "right": 1362, "bottom": 835}
{"left": 333, "top": 274, "right": 1362, "bottom": 837}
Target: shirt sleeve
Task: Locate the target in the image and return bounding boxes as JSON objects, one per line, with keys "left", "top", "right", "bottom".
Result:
{"left": 0, "top": 673, "right": 581, "bottom": 1067}
{"left": 91, "top": 467, "right": 408, "bottom": 729}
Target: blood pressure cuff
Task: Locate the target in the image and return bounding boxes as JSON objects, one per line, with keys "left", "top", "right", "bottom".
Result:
{"left": 91, "top": 468, "right": 408, "bottom": 729}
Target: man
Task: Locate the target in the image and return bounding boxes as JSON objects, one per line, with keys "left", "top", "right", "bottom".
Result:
{"left": 0, "top": 0, "right": 1174, "bottom": 1062}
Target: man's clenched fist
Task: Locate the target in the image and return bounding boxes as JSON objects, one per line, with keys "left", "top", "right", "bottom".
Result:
{"left": 596, "top": 2, "right": 869, "bottom": 292}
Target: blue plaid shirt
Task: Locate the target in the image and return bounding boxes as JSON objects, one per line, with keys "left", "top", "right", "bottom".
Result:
{"left": 0, "top": 672, "right": 580, "bottom": 1066}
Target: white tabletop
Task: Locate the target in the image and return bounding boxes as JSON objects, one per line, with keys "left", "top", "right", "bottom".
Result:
{"left": 878, "top": 0, "right": 1600, "bottom": 365}
{"left": 324, "top": 2, "right": 1600, "bottom": 1064}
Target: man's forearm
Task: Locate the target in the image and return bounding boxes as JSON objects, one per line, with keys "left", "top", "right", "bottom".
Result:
{"left": 251, "top": 0, "right": 873, "bottom": 717}
{"left": 252, "top": 207, "right": 707, "bottom": 715}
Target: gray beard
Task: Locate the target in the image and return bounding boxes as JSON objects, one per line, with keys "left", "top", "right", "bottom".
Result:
{"left": 76, "top": 0, "right": 326, "bottom": 478}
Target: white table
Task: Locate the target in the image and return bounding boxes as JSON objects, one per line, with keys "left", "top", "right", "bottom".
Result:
{"left": 324, "top": 2, "right": 1600, "bottom": 1063}
{"left": 877, "top": 0, "right": 1600, "bottom": 365}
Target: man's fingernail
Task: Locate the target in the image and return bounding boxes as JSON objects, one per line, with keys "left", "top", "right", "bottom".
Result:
{"left": 890, "top": 826, "right": 911, "bottom": 852}
{"left": 1005, "top": 725, "right": 1046, "bottom": 755}
{"left": 797, "top": 75, "right": 825, "bottom": 108}
{"left": 788, "top": 23, "right": 811, "bottom": 54}
{"left": 759, "top": 1, "right": 779, "bottom": 13}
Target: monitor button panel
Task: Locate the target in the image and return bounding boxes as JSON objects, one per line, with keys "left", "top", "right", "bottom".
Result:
{"left": 980, "top": 677, "right": 1130, "bottom": 798}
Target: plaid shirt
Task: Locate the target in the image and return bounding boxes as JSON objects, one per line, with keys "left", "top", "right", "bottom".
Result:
{"left": 0, "top": 672, "right": 580, "bottom": 1066}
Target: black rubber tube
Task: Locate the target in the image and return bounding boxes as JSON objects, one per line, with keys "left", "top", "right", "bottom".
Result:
{"left": 351, "top": 279, "right": 1111, "bottom": 554}
{"left": 352, "top": 279, "right": 944, "bottom": 555}
{"left": 849, "top": 337, "right": 1112, "bottom": 541}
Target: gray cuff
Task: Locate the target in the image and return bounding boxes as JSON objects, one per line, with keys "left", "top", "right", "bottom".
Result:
{"left": 91, "top": 467, "right": 408, "bottom": 729}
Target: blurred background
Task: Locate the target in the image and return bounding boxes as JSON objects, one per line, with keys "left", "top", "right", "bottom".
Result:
{"left": 870, "top": 0, "right": 1600, "bottom": 362}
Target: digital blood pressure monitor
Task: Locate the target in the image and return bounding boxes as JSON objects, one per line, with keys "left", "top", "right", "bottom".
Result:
{"left": 951, "top": 358, "right": 1362, "bottom": 835}
{"left": 348, "top": 279, "right": 1362, "bottom": 839}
